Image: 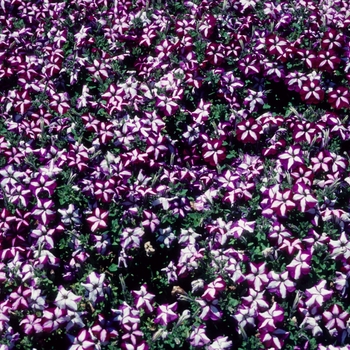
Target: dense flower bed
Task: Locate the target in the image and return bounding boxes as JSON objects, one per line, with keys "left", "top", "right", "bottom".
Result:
{"left": 0, "top": 0, "right": 350, "bottom": 349}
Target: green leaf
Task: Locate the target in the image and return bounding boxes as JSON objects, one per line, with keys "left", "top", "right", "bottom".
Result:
{"left": 108, "top": 264, "right": 118, "bottom": 272}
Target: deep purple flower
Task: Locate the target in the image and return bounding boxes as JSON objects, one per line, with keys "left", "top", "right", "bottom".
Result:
{"left": 207, "top": 336, "right": 232, "bottom": 350}
{"left": 191, "top": 99, "right": 211, "bottom": 124}
{"left": 269, "top": 189, "right": 296, "bottom": 217}
{"left": 81, "top": 272, "right": 106, "bottom": 305}
{"left": 142, "top": 210, "right": 160, "bottom": 233}
{"left": 205, "top": 43, "right": 226, "bottom": 65}
{"left": 201, "top": 276, "right": 226, "bottom": 302}
{"left": 20, "top": 314, "right": 43, "bottom": 335}
{"left": 188, "top": 325, "right": 211, "bottom": 347}
{"left": 121, "top": 335, "right": 149, "bottom": 350}
{"left": 267, "top": 271, "right": 296, "bottom": 299}
{"left": 9, "top": 286, "right": 30, "bottom": 310}
{"left": 286, "top": 250, "right": 312, "bottom": 280}
{"left": 321, "top": 28, "right": 345, "bottom": 51}
{"left": 67, "top": 328, "right": 95, "bottom": 350}
{"left": 231, "top": 219, "right": 255, "bottom": 239}
{"left": 300, "top": 77, "right": 325, "bottom": 104}
{"left": 202, "top": 138, "right": 226, "bottom": 166}
{"left": 258, "top": 302, "right": 284, "bottom": 332}
{"left": 119, "top": 303, "right": 140, "bottom": 332}
{"left": 323, "top": 304, "right": 350, "bottom": 336}
{"left": 305, "top": 280, "right": 333, "bottom": 312}
{"left": 6, "top": 183, "right": 31, "bottom": 208}
{"left": 290, "top": 165, "right": 314, "bottom": 186}
{"left": 31, "top": 199, "right": 56, "bottom": 225}
{"left": 86, "top": 208, "right": 109, "bottom": 233}
{"left": 154, "top": 302, "right": 178, "bottom": 326}
{"left": 146, "top": 133, "right": 169, "bottom": 160}
{"left": 13, "top": 209, "right": 31, "bottom": 233}
{"left": 29, "top": 174, "right": 57, "bottom": 197}
{"left": 196, "top": 298, "right": 222, "bottom": 321}
{"left": 285, "top": 70, "right": 307, "bottom": 92}
{"left": 131, "top": 285, "right": 155, "bottom": 314}
{"left": 318, "top": 50, "right": 341, "bottom": 73}
{"left": 42, "top": 307, "right": 68, "bottom": 332}
{"left": 55, "top": 286, "right": 81, "bottom": 311}
{"left": 278, "top": 145, "right": 304, "bottom": 171}
{"left": 235, "top": 118, "right": 262, "bottom": 144}
{"left": 233, "top": 304, "right": 257, "bottom": 333}
{"left": 238, "top": 54, "right": 261, "bottom": 77}
{"left": 311, "top": 150, "right": 332, "bottom": 174}
{"left": 259, "top": 329, "right": 289, "bottom": 350}
{"left": 245, "top": 262, "right": 269, "bottom": 292}
{"left": 198, "top": 13, "right": 216, "bottom": 38}
{"left": 241, "top": 288, "right": 269, "bottom": 311}
{"left": 300, "top": 316, "right": 323, "bottom": 337}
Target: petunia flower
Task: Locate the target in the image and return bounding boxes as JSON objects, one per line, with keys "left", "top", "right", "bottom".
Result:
{"left": 188, "top": 325, "right": 211, "bottom": 347}
{"left": 67, "top": 328, "right": 95, "bottom": 350}
{"left": 20, "top": 314, "right": 43, "bottom": 335}
{"left": 329, "top": 232, "right": 350, "bottom": 260}
{"left": 233, "top": 305, "right": 257, "bottom": 333}
{"left": 241, "top": 288, "right": 269, "bottom": 311}
{"left": 245, "top": 262, "right": 269, "bottom": 292}
{"left": 131, "top": 285, "right": 155, "bottom": 314}
{"left": 161, "top": 261, "right": 178, "bottom": 283}
{"left": 86, "top": 208, "right": 109, "bottom": 233}
{"left": 157, "top": 227, "right": 176, "bottom": 248}
{"left": 323, "top": 304, "right": 350, "bottom": 336}
{"left": 267, "top": 271, "right": 296, "bottom": 299}
{"left": 278, "top": 145, "right": 304, "bottom": 171}
{"left": 196, "top": 298, "right": 222, "bottom": 321}
{"left": 142, "top": 210, "right": 160, "bottom": 233}
{"left": 54, "top": 286, "right": 82, "bottom": 311}
{"left": 269, "top": 189, "right": 296, "bottom": 217}
{"left": 243, "top": 89, "right": 266, "bottom": 112}
{"left": 42, "top": 307, "right": 68, "bottom": 332}
{"left": 305, "top": 280, "right": 333, "bottom": 311}
{"left": 202, "top": 139, "right": 226, "bottom": 166}
{"left": 31, "top": 197, "right": 55, "bottom": 223}
{"left": 154, "top": 302, "right": 178, "bottom": 326}
{"left": 65, "top": 310, "right": 86, "bottom": 331}
{"left": 259, "top": 329, "right": 289, "bottom": 350}
{"left": 286, "top": 250, "right": 312, "bottom": 280}
{"left": 120, "top": 303, "right": 140, "bottom": 332}
{"left": 207, "top": 336, "right": 232, "bottom": 350}
{"left": 81, "top": 272, "right": 106, "bottom": 306}
{"left": 121, "top": 227, "right": 145, "bottom": 250}
{"left": 58, "top": 204, "right": 81, "bottom": 226}
{"left": 300, "top": 316, "right": 323, "bottom": 337}
{"left": 258, "top": 302, "right": 284, "bottom": 332}
{"left": 201, "top": 276, "right": 226, "bottom": 302}
{"left": 235, "top": 118, "right": 262, "bottom": 144}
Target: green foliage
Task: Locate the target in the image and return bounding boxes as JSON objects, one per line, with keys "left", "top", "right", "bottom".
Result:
{"left": 310, "top": 247, "right": 337, "bottom": 282}
{"left": 56, "top": 181, "right": 87, "bottom": 207}
{"left": 193, "top": 39, "right": 207, "bottom": 63}
{"left": 284, "top": 210, "right": 313, "bottom": 239}
{"left": 327, "top": 136, "right": 342, "bottom": 153}
{"left": 238, "top": 336, "right": 264, "bottom": 350}
{"left": 15, "top": 336, "right": 35, "bottom": 350}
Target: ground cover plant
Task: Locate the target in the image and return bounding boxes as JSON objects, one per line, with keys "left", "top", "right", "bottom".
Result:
{"left": 0, "top": 0, "right": 350, "bottom": 349}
